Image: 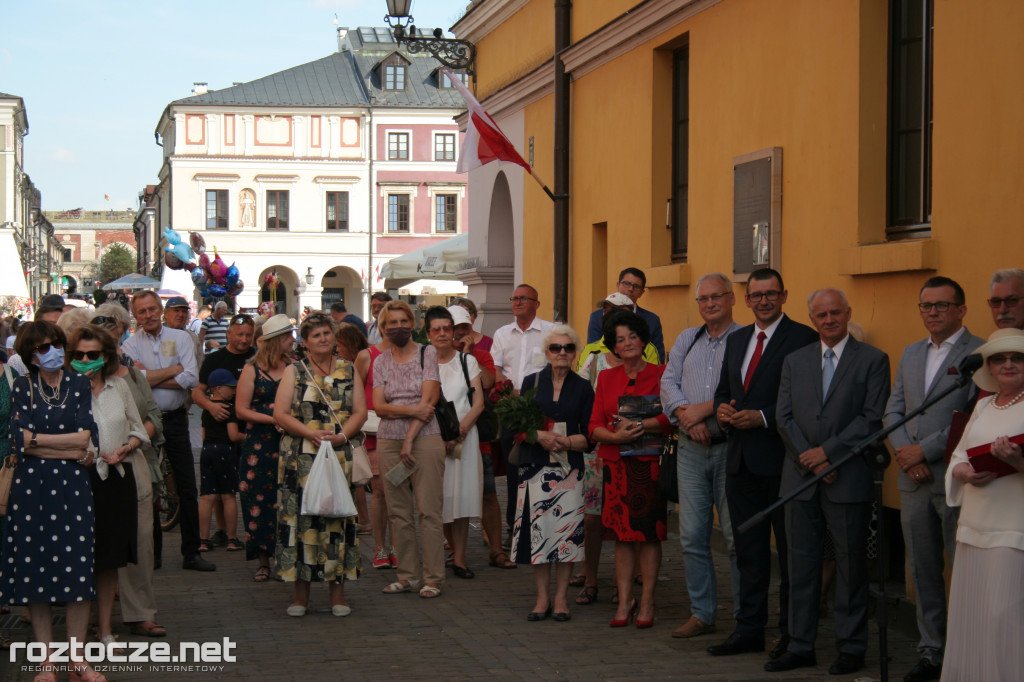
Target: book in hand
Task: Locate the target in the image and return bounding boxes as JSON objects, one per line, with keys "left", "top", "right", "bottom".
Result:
{"left": 966, "top": 433, "right": 1024, "bottom": 478}
{"left": 617, "top": 395, "right": 664, "bottom": 456}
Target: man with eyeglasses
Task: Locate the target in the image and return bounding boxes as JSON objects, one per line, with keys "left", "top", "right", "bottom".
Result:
{"left": 660, "top": 273, "right": 742, "bottom": 640}
{"left": 883, "top": 276, "right": 984, "bottom": 682}
{"left": 198, "top": 301, "right": 230, "bottom": 354}
{"left": 707, "top": 268, "right": 818, "bottom": 660}
{"left": 122, "top": 290, "right": 213, "bottom": 572}
{"left": 586, "top": 268, "right": 665, "bottom": 362}
{"left": 988, "top": 268, "right": 1024, "bottom": 331}
{"left": 491, "top": 284, "right": 554, "bottom": 545}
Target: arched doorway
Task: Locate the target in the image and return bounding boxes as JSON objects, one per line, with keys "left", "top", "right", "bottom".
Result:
{"left": 258, "top": 266, "right": 298, "bottom": 316}
{"left": 320, "top": 266, "right": 363, "bottom": 318}
{"left": 487, "top": 171, "right": 515, "bottom": 268}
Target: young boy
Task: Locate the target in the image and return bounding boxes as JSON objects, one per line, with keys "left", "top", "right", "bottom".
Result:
{"left": 198, "top": 368, "right": 245, "bottom": 552}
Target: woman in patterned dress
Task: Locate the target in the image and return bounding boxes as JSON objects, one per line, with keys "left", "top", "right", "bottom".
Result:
{"left": 273, "top": 313, "right": 366, "bottom": 617}
{"left": 236, "top": 314, "right": 294, "bottom": 583}
{"left": 510, "top": 325, "right": 594, "bottom": 622}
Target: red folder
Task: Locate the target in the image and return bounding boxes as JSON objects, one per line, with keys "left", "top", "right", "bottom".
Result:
{"left": 966, "top": 433, "right": 1024, "bottom": 478}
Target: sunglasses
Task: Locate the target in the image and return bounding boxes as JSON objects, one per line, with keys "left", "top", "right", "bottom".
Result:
{"left": 230, "top": 315, "right": 253, "bottom": 326}
{"left": 988, "top": 353, "right": 1024, "bottom": 366}
{"left": 35, "top": 340, "right": 63, "bottom": 354}
{"left": 548, "top": 343, "right": 576, "bottom": 353}
{"left": 71, "top": 350, "right": 103, "bottom": 361}
{"left": 92, "top": 316, "right": 118, "bottom": 326}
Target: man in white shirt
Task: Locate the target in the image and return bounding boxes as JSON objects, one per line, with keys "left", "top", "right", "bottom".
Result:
{"left": 489, "top": 284, "right": 554, "bottom": 542}
{"left": 122, "top": 290, "right": 213, "bottom": 572}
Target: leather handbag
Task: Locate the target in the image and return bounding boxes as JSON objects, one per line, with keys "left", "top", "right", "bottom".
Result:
{"left": 656, "top": 432, "right": 679, "bottom": 504}
{"left": 420, "top": 346, "right": 461, "bottom": 442}
{"left": 459, "top": 352, "right": 499, "bottom": 442}
{"left": 0, "top": 453, "right": 16, "bottom": 516}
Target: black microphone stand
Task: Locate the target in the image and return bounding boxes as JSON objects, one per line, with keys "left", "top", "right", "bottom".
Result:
{"left": 736, "top": 354, "right": 983, "bottom": 682}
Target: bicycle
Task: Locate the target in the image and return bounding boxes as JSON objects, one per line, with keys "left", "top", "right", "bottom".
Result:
{"left": 156, "top": 455, "right": 180, "bottom": 532}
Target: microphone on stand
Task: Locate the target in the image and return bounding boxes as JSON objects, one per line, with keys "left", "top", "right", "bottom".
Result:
{"left": 956, "top": 353, "right": 983, "bottom": 385}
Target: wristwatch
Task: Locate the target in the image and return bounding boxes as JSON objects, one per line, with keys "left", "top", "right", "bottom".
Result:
{"left": 28, "top": 432, "right": 37, "bottom": 448}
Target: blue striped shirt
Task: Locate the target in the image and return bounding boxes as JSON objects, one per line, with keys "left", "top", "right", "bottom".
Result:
{"left": 660, "top": 322, "right": 742, "bottom": 437}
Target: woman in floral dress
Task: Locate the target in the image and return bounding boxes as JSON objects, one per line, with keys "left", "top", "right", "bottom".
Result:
{"left": 273, "top": 313, "right": 366, "bottom": 616}
{"left": 235, "top": 314, "right": 295, "bottom": 582}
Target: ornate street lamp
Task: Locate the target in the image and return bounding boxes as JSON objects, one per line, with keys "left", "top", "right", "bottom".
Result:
{"left": 305, "top": 267, "right": 315, "bottom": 285}
{"left": 384, "top": 0, "right": 476, "bottom": 75}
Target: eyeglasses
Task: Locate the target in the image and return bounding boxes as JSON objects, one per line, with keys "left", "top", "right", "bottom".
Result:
{"left": 618, "top": 280, "right": 644, "bottom": 291}
{"left": 91, "top": 316, "right": 117, "bottom": 327}
{"left": 230, "top": 314, "right": 253, "bottom": 326}
{"left": 988, "top": 353, "right": 1024, "bottom": 366}
{"left": 509, "top": 296, "right": 537, "bottom": 303}
{"left": 746, "top": 290, "right": 782, "bottom": 303}
{"left": 696, "top": 292, "right": 731, "bottom": 305}
{"left": 548, "top": 343, "right": 576, "bottom": 353}
{"left": 71, "top": 350, "right": 103, "bottom": 361}
{"left": 988, "top": 296, "right": 1022, "bottom": 309}
{"left": 34, "top": 340, "right": 63, "bottom": 354}
{"left": 918, "top": 301, "right": 959, "bottom": 312}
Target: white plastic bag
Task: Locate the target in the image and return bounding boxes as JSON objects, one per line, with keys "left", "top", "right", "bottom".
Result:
{"left": 301, "top": 440, "right": 357, "bottom": 518}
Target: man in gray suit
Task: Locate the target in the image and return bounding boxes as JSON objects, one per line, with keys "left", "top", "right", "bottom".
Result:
{"left": 884, "top": 276, "right": 984, "bottom": 682}
{"left": 771, "top": 289, "right": 890, "bottom": 675}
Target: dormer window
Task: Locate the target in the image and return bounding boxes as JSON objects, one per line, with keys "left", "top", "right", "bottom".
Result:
{"left": 385, "top": 64, "right": 406, "bottom": 90}
{"left": 441, "top": 71, "right": 468, "bottom": 88}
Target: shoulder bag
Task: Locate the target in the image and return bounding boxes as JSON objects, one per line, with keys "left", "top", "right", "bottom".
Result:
{"left": 1, "top": 369, "right": 24, "bottom": 515}
{"left": 420, "top": 346, "right": 461, "bottom": 442}
{"left": 461, "top": 352, "right": 499, "bottom": 442}
{"left": 300, "top": 360, "right": 371, "bottom": 487}
{"left": 656, "top": 325, "right": 707, "bottom": 504}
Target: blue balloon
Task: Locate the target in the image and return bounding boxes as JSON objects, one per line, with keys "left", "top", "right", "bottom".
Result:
{"left": 225, "top": 263, "right": 240, "bottom": 288}
{"left": 163, "top": 226, "right": 182, "bottom": 245}
{"left": 208, "top": 283, "right": 227, "bottom": 297}
{"left": 198, "top": 287, "right": 211, "bottom": 299}
{"left": 191, "top": 268, "right": 208, "bottom": 288}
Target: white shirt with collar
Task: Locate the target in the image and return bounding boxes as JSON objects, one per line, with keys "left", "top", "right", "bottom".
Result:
{"left": 121, "top": 325, "right": 198, "bottom": 412}
{"left": 741, "top": 313, "right": 786, "bottom": 379}
{"left": 924, "top": 325, "right": 966, "bottom": 391}
{"left": 821, "top": 333, "right": 851, "bottom": 363}
{"left": 490, "top": 316, "right": 555, "bottom": 388}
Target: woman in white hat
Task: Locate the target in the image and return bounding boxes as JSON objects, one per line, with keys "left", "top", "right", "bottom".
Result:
{"left": 942, "top": 328, "right": 1024, "bottom": 680}
{"left": 235, "top": 314, "right": 294, "bottom": 582}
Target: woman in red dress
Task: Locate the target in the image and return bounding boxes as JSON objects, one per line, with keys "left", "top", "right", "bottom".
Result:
{"left": 589, "top": 311, "right": 672, "bottom": 629}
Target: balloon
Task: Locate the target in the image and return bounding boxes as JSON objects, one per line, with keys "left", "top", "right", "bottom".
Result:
{"left": 189, "top": 232, "right": 206, "bottom": 255}
{"left": 208, "top": 283, "right": 227, "bottom": 297}
{"left": 198, "top": 253, "right": 211, "bottom": 271}
{"left": 258, "top": 301, "right": 276, "bottom": 317}
{"left": 208, "top": 252, "right": 228, "bottom": 285}
{"left": 162, "top": 226, "right": 182, "bottom": 245}
{"left": 228, "top": 279, "right": 244, "bottom": 297}
{"left": 191, "top": 268, "right": 209, "bottom": 289}
{"left": 167, "top": 242, "right": 194, "bottom": 263}
{"left": 225, "top": 263, "right": 239, "bottom": 288}
{"left": 183, "top": 262, "right": 197, "bottom": 272}
{"left": 164, "top": 251, "right": 184, "bottom": 270}
{"left": 198, "top": 287, "right": 211, "bottom": 299}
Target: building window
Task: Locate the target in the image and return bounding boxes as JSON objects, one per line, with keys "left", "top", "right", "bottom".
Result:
{"left": 441, "top": 71, "right": 467, "bottom": 88}
{"left": 384, "top": 64, "right": 406, "bottom": 90}
{"left": 435, "top": 194, "right": 457, "bottom": 232}
{"left": 205, "top": 189, "right": 228, "bottom": 230}
{"left": 888, "top": 0, "right": 933, "bottom": 239}
{"left": 434, "top": 134, "right": 455, "bottom": 161}
{"left": 670, "top": 44, "right": 689, "bottom": 261}
{"left": 62, "top": 248, "right": 72, "bottom": 263}
{"left": 266, "top": 190, "right": 289, "bottom": 230}
{"left": 388, "top": 194, "right": 410, "bottom": 232}
{"left": 388, "top": 132, "right": 409, "bottom": 160}
{"left": 326, "top": 191, "right": 349, "bottom": 231}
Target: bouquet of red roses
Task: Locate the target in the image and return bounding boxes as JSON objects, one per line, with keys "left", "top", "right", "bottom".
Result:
{"left": 490, "top": 379, "right": 544, "bottom": 445}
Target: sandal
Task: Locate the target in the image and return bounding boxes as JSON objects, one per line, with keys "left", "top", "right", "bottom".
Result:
{"left": 451, "top": 565, "right": 475, "bottom": 579}
{"left": 129, "top": 621, "right": 167, "bottom": 637}
{"left": 488, "top": 552, "right": 517, "bottom": 569}
{"left": 253, "top": 566, "right": 272, "bottom": 582}
{"left": 198, "top": 539, "right": 213, "bottom": 552}
{"left": 575, "top": 585, "right": 599, "bottom": 605}
{"left": 381, "top": 580, "right": 414, "bottom": 594}
{"left": 225, "top": 538, "right": 244, "bottom": 552}
{"left": 569, "top": 574, "right": 586, "bottom": 587}
{"left": 419, "top": 584, "right": 441, "bottom": 599}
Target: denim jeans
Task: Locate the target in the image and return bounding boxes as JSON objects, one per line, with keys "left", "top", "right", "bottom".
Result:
{"left": 677, "top": 437, "right": 740, "bottom": 624}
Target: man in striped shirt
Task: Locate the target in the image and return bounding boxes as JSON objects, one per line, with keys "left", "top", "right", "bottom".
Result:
{"left": 198, "top": 301, "right": 229, "bottom": 353}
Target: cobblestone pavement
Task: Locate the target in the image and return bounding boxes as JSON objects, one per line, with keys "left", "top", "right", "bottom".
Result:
{"left": 2, "top": 411, "right": 922, "bottom": 681}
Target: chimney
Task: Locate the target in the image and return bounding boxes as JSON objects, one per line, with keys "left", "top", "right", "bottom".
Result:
{"left": 336, "top": 26, "right": 350, "bottom": 52}
{"left": 192, "top": 82, "right": 209, "bottom": 95}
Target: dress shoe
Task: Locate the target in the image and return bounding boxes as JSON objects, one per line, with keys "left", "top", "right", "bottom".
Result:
{"left": 707, "top": 632, "right": 765, "bottom": 656}
{"left": 182, "top": 554, "right": 216, "bottom": 572}
{"left": 764, "top": 650, "right": 817, "bottom": 672}
{"left": 828, "top": 653, "right": 864, "bottom": 675}
{"left": 527, "top": 606, "right": 552, "bottom": 622}
{"left": 768, "top": 635, "right": 790, "bottom": 660}
{"left": 904, "top": 658, "right": 942, "bottom": 682}
{"left": 552, "top": 612, "right": 571, "bottom": 622}
{"left": 673, "top": 615, "right": 715, "bottom": 639}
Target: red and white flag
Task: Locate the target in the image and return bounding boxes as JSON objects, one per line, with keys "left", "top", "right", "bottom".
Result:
{"left": 443, "top": 68, "right": 531, "bottom": 175}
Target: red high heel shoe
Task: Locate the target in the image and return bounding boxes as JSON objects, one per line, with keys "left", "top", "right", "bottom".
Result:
{"left": 609, "top": 600, "right": 637, "bottom": 627}
{"left": 636, "top": 607, "right": 655, "bottom": 629}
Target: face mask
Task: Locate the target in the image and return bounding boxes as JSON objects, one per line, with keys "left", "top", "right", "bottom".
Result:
{"left": 71, "top": 357, "right": 106, "bottom": 375}
{"left": 37, "top": 346, "right": 65, "bottom": 371}
{"left": 386, "top": 327, "right": 412, "bottom": 347}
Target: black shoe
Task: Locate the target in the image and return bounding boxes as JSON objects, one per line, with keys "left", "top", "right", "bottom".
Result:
{"left": 828, "top": 653, "right": 864, "bottom": 676}
{"left": 904, "top": 658, "right": 942, "bottom": 682}
{"left": 768, "top": 635, "right": 790, "bottom": 660}
{"left": 211, "top": 529, "right": 228, "bottom": 547}
{"left": 764, "top": 650, "right": 817, "bottom": 672}
{"left": 527, "top": 606, "right": 552, "bottom": 622}
{"left": 707, "top": 632, "right": 765, "bottom": 656}
{"left": 182, "top": 554, "right": 216, "bottom": 572}
{"left": 552, "top": 612, "right": 571, "bottom": 622}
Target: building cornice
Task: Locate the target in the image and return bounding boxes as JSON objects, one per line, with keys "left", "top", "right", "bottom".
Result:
{"left": 451, "top": 0, "right": 531, "bottom": 43}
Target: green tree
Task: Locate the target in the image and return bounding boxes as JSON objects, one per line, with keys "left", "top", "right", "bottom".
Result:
{"left": 93, "top": 243, "right": 136, "bottom": 286}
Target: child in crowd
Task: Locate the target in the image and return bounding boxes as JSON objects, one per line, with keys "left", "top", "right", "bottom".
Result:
{"left": 198, "top": 368, "right": 245, "bottom": 552}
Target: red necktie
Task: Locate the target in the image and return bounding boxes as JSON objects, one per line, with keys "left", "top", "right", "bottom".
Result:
{"left": 743, "top": 331, "right": 767, "bottom": 393}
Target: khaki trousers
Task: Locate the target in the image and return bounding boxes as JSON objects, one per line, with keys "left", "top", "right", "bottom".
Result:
{"left": 378, "top": 434, "right": 446, "bottom": 586}
{"left": 117, "top": 492, "right": 157, "bottom": 623}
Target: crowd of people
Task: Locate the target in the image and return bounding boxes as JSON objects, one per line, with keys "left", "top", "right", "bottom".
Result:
{"left": 1, "top": 265, "right": 1022, "bottom": 682}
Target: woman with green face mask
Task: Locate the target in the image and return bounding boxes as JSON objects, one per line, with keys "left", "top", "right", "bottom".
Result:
{"left": 66, "top": 325, "right": 151, "bottom": 650}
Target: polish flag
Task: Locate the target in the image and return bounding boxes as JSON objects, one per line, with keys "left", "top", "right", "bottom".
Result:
{"left": 443, "top": 68, "right": 531, "bottom": 175}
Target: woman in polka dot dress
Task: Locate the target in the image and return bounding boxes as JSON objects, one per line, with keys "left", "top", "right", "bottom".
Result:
{"left": 1, "top": 321, "right": 103, "bottom": 682}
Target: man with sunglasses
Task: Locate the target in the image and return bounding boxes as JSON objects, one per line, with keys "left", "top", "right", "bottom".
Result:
{"left": 884, "top": 276, "right": 984, "bottom": 682}
{"left": 122, "top": 290, "right": 213, "bottom": 571}
{"left": 585, "top": 268, "right": 665, "bottom": 362}
{"left": 988, "top": 268, "right": 1024, "bottom": 331}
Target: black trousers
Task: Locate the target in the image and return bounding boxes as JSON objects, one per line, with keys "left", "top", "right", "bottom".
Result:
{"left": 162, "top": 408, "right": 201, "bottom": 557}
{"left": 725, "top": 462, "right": 789, "bottom": 638}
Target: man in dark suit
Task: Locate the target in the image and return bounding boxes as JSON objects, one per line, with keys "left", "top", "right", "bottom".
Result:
{"left": 771, "top": 288, "right": 890, "bottom": 675}
{"left": 884, "top": 277, "right": 984, "bottom": 682}
{"left": 585, "top": 267, "right": 665, "bottom": 361}
{"left": 707, "top": 268, "right": 818, "bottom": 658}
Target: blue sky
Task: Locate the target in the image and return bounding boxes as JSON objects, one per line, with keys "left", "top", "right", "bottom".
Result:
{"left": 1, "top": 0, "right": 469, "bottom": 211}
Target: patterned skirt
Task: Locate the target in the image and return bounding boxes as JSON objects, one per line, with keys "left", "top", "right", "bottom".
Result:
{"left": 511, "top": 466, "right": 585, "bottom": 565}
{"left": 601, "top": 457, "right": 667, "bottom": 543}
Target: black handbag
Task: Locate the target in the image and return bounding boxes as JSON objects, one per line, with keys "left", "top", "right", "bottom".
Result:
{"left": 657, "top": 432, "right": 679, "bottom": 503}
{"left": 460, "top": 352, "right": 500, "bottom": 442}
{"left": 421, "top": 346, "right": 461, "bottom": 442}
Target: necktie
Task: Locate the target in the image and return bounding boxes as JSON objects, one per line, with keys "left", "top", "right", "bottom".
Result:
{"left": 743, "top": 331, "right": 766, "bottom": 393}
{"left": 822, "top": 348, "right": 836, "bottom": 401}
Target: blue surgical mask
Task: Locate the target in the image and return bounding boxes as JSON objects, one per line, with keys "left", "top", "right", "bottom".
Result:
{"left": 36, "top": 346, "right": 65, "bottom": 371}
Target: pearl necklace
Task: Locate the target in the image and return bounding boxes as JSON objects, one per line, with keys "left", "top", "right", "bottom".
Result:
{"left": 992, "top": 388, "right": 1024, "bottom": 410}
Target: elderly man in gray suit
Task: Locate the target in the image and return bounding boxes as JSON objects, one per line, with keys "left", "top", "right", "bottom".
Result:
{"left": 884, "top": 276, "right": 984, "bottom": 682}
{"left": 771, "top": 288, "right": 890, "bottom": 675}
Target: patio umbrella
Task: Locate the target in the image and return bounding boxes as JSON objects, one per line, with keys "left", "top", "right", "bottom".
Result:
{"left": 101, "top": 273, "right": 162, "bottom": 291}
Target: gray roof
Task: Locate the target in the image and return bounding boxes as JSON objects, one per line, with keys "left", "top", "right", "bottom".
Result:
{"left": 0, "top": 92, "right": 20, "bottom": 99}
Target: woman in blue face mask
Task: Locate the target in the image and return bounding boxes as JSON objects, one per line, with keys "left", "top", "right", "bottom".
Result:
{"left": 1, "top": 321, "right": 104, "bottom": 682}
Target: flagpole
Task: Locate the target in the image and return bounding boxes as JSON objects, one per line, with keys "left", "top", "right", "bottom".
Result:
{"left": 527, "top": 168, "right": 557, "bottom": 202}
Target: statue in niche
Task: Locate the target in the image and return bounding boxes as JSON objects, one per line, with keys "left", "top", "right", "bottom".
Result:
{"left": 240, "top": 188, "right": 256, "bottom": 227}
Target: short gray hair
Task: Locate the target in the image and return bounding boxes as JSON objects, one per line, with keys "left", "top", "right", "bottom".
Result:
{"left": 214, "top": 301, "right": 228, "bottom": 312}
{"left": 991, "top": 268, "right": 1024, "bottom": 289}
{"left": 695, "top": 272, "right": 732, "bottom": 293}
{"left": 542, "top": 324, "right": 582, "bottom": 352}
{"left": 806, "top": 288, "right": 849, "bottom": 310}
{"left": 94, "top": 302, "right": 131, "bottom": 330}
